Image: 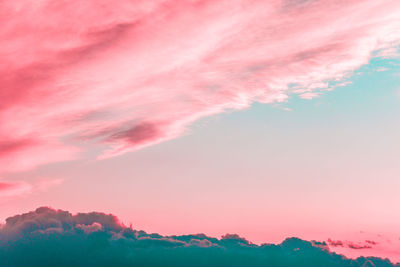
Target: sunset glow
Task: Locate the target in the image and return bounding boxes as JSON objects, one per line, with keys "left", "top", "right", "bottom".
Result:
{"left": 1, "top": 1, "right": 400, "bottom": 265}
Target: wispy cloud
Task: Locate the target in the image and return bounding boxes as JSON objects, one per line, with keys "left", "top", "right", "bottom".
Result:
{"left": 0, "top": 181, "right": 32, "bottom": 197}
{"left": 0, "top": 178, "right": 63, "bottom": 200}
{"left": 35, "top": 178, "right": 64, "bottom": 192}
{"left": 1, "top": 0, "right": 400, "bottom": 172}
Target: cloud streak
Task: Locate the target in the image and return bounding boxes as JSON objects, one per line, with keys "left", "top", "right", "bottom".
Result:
{"left": 0, "top": 207, "right": 398, "bottom": 266}
{"left": 328, "top": 239, "right": 376, "bottom": 250}
{"left": 0, "top": 179, "right": 63, "bottom": 201}
{"left": 1, "top": 0, "right": 400, "bottom": 171}
{"left": 0, "top": 181, "right": 32, "bottom": 197}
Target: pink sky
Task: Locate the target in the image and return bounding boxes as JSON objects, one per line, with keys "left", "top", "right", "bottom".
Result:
{"left": 1, "top": 0, "right": 400, "bottom": 262}
{"left": 1, "top": 0, "right": 400, "bottom": 171}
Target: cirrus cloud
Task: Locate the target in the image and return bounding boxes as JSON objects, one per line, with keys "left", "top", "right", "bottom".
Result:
{"left": 1, "top": 0, "right": 400, "bottom": 172}
{"left": 0, "top": 181, "right": 32, "bottom": 197}
{"left": 0, "top": 179, "right": 63, "bottom": 202}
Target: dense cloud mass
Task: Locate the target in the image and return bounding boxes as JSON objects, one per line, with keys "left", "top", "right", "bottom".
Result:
{"left": 1, "top": 0, "right": 400, "bottom": 172}
{"left": 0, "top": 207, "right": 398, "bottom": 267}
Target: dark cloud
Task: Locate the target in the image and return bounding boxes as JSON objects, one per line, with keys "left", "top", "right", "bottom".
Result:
{"left": 347, "top": 243, "right": 372, "bottom": 250}
{"left": 0, "top": 207, "right": 398, "bottom": 267}
{"left": 109, "top": 122, "right": 161, "bottom": 145}
{"left": 328, "top": 238, "right": 345, "bottom": 247}
{"left": 327, "top": 238, "right": 378, "bottom": 250}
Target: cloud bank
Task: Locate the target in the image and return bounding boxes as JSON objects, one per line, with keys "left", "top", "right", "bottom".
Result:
{"left": 0, "top": 207, "right": 398, "bottom": 267}
{"left": 1, "top": 0, "right": 400, "bottom": 172}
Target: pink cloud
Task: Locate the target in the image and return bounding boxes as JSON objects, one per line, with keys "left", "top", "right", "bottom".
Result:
{"left": 35, "top": 178, "right": 64, "bottom": 192}
{"left": 0, "top": 181, "right": 32, "bottom": 197}
{"left": 0, "top": 178, "right": 63, "bottom": 201}
{"left": 299, "top": 92, "right": 319, "bottom": 100}
{"left": 1, "top": 0, "right": 400, "bottom": 172}
{"left": 76, "top": 222, "right": 103, "bottom": 234}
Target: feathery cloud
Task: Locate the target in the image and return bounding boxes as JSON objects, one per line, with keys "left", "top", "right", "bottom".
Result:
{"left": 1, "top": 0, "right": 400, "bottom": 171}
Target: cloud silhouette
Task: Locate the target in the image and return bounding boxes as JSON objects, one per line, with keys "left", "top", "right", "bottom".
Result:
{"left": 1, "top": 0, "right": 400, "bottom": 172}
{"left": 366, "top": 240, "right": 379, "bottom": 246}
{"left": 0, "top": 207, "right": 398, "bottom": 267}
{"left": 327, "top": 239, "right": 378, "bottom": 250}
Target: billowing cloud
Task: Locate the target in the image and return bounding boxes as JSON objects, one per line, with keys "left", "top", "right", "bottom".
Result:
{"left": 1, "top": 0, "right": 400, "bottom": 171}
{"left": 0, "top": 207, "right": 398, "bottom": 266}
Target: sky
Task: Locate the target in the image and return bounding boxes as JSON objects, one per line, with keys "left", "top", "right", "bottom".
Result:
{"left": 1, "top": 0, "right": 400, "bottom": 263}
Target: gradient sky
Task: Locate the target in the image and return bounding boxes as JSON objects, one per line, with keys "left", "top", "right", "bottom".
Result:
{"left": 1, "top": 0, "right": 400, "bottom": 262}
